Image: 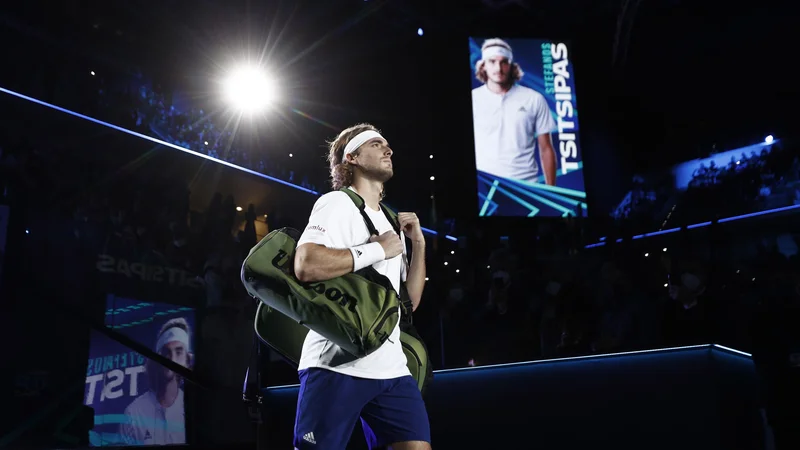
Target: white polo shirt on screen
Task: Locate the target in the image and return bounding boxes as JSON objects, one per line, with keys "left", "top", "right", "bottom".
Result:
{"left": 295, "top": 187, "right": 410, "bottom": 380}
{"left": 472, "top": 83, "right": 557, "bottom": 182}
{"left": 120, "top": 389, "right": 185, "bottom": 445}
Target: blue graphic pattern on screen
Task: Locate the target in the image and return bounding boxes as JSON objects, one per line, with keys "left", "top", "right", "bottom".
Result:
{"left": 469, "top": 37, "right": 587, "bottom": 217}
{"left": 84, "top": 295, "right": 195, "bottom": 447}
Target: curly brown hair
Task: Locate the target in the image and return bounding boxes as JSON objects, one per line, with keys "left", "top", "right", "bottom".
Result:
{"left": 327, "top": 123, "right": 381, "bottom": 191}
{"left": 474, "top": 38, "right": 524, "bottom": 84}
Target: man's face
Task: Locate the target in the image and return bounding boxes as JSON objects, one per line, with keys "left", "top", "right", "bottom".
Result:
{"left": 352, "top": 137, "right": 393, "bottom": 182}
{"left": 160, "top": 341, "right": 189, "bottom": 380}
{"left": 484, "top": 56, "right": 511, "bottom": 84}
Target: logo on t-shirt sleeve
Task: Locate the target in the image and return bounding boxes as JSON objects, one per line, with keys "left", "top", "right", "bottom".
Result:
{"left": 306, "top": 225, "right": 326, "bottom": 234}
{"left": 355, "top": 249, "right": 363, "bottom": 257}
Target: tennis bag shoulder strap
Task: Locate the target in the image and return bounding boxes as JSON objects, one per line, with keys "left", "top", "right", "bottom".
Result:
{"left": 339, "top": 188, "right": 433, "bottom": 393}
{"left": 338, "top": 187, "right": 414, "bottom": 320}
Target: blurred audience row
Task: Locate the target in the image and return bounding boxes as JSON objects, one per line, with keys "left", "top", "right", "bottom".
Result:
{"left": 613, "top": 142, "right": 800, "bottom": 232}
{"left": 2, "top": 65, "right": 798, "bottom": 383}
{"left": 436, "top": 228, "right": 800, "bottom": 368}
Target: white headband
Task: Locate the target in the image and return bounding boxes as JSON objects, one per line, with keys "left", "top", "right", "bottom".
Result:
{"left": 344, "top": 130, "right": 384, "bottom": 156}
{"left": 482, "top": 45, "right": 513, "bottom": 62}
{"left": 156, "top": 326, "right": 190, "bottom": 352}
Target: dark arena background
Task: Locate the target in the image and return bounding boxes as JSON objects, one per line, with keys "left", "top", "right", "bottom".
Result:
{"left": 1, "top": 0, "right": 799, "bottom": 449}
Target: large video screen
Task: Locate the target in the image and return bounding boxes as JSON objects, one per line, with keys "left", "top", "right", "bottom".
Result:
{"left": 469, "top": 37, "right": 587, "bottom": 217}
{"left": 84, "top": 295, "right": 196, "bottom": 447}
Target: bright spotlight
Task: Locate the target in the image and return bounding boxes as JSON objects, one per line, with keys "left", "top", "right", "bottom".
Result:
{"left": 236, "top": 206, "right": 243, "bottom": 212}
{"left": 224, "top": 67, "right": 277, "bottom": 112}
{"left": 417, "top": 28, "right": 424, "bottom": 36}
{"left": 765, "top": 135, "right": 774, "bottom": 144}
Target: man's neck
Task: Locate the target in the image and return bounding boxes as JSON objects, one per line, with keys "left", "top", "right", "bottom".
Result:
{"left": 350, "top": 179, "right": 383, "bottom": 211}
{"left": 486, "top": 81, "right": 512, "bottom": 95}
{"left": 157, "top": 379, "right": 180, "bottom": 408}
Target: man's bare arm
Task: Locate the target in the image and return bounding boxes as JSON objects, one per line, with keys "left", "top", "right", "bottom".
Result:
{"left": 538, "top": 133, "right": 557, "bottom": 186}
{"left": 404, "top": 240, "right": 426, "bottom": 311}
{"left": 294, "top": 243, "right": 353, "bottom": 283}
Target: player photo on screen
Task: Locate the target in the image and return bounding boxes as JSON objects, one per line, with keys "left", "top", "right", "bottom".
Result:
{"left": 470, "top": 37, "right": 588, "bottom": 217}
{"left": 84, "top": 296, "right": 195, "bottom": 447}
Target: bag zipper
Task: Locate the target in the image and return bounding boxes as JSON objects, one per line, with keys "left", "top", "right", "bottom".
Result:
{"left": 370, "top": 307, "right": 399, "bottom": 344}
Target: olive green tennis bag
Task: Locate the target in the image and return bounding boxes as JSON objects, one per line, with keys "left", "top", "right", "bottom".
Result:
{"left": 241, "top": 188, "right": 433, "bottom": 393}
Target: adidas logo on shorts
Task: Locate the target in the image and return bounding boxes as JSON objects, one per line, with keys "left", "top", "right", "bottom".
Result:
{"left": 303, "top": 432, "right": 316, "bottom": 444}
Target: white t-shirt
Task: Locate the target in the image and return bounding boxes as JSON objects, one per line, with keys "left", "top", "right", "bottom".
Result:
{"left": 295, "top": 188, "right": 410, "bottom": 379}
{"left": 120, "top": 389, "right": 185, "bottom": 445}
{"left": 472, "top": 84, "right": 557, "bottom": 182}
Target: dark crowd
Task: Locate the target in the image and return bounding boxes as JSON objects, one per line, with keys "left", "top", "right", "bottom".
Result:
{"left": 1, "top": 64, "right": 799, "bottom": 449}
{"left": 612, "top": 141, "right": 800, "bottom": 233}
{"left": 0, "top": 120, "right": 265, "bottom": 445}
{"left": 434, "top": 223, "right": 800, "bottom": 366}
{"left": 9, "top": 60, "right": 321, "bottom": 194}
{"left": 128, "top": 82, "right": 319, "bottom": 194}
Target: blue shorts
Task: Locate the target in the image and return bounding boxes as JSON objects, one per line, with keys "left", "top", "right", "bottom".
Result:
{"left": 293, "top": 368, "right": 431, "bottom": 449}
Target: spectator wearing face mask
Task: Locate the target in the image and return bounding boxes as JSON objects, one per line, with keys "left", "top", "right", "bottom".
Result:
{"left": 663, "top": 270, "right": 708, "bottom": 346}
{"left": 592, "top": 262, "right": 637, "bottom": 353}
{"left": 487, "top": 268, "right": 511, "bottom": 315}
{"left": 486, "top": 238, "right": 516, "bottom": 315}
{"left": 538, "top": 278, "right": 563, "bottom": 358}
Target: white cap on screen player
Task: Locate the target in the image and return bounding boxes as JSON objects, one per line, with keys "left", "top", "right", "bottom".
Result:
{"left": 481, "top": 38, "right": 513, "bottom": 62}
{"left": 156, "top": 326, "right": 191, "bottom": 352}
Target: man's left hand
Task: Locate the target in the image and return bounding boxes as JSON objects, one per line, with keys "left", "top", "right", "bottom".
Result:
{"left": 398, "top": 212, "right": 424, "bottom": 243}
